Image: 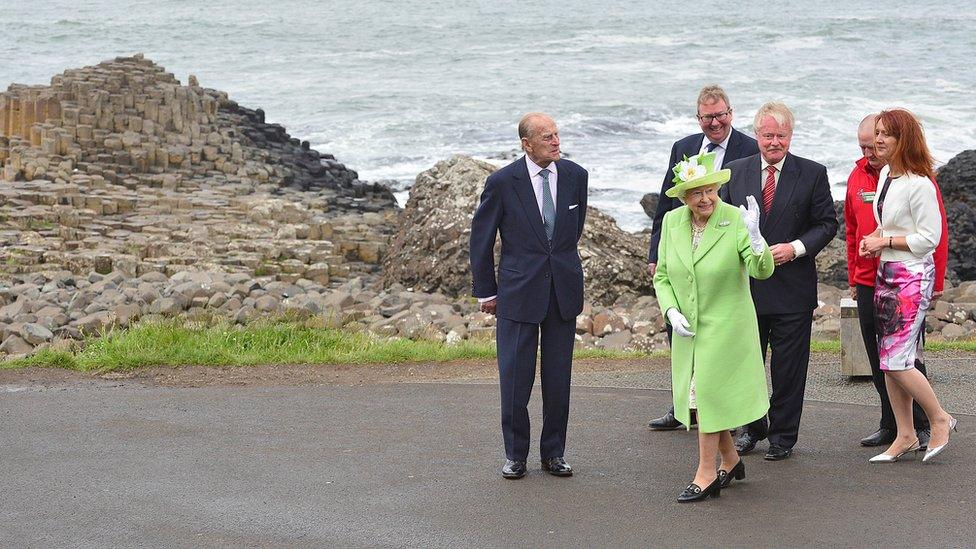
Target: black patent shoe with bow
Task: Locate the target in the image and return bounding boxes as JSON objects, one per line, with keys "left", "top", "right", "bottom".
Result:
{"left": 718, "top": 460, "right": 745, "bottom": 489}
{"left": 676, "top": 476, "right": 721, "bottom": 503}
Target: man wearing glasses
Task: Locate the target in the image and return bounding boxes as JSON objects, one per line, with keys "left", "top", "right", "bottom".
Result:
{"left": 646, "top": 85, "right": 759, "bottom": 431}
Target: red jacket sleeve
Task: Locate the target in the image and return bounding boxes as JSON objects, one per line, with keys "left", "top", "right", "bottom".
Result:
{"left": 844, "top": 176, "right": 859, "bottom": 288}
{"left": 932, "top": 178, "right": 948, "bottom": 292}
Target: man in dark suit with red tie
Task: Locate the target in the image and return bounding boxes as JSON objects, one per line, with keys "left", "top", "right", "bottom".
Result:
{"left": 647, "top": 85, "right": 759, "bottom": 430}
{"left": 720, "top": 101, "right": 839, "bottom": 460}
{"left": 470, "top": 113, "right": 588, "bottom": 479}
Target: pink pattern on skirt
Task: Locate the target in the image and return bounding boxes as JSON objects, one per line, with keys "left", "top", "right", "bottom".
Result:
{"left": 873, "top": 256, "right": 934, "bottom": 371}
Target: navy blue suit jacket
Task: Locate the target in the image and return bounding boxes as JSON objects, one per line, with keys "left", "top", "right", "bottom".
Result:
{"left": 720, "top": 152, "right": 839, "bottom": 315}
{"left": 470, "top": 156, "right": 588, "bottom": 323}
{"left": 648, "top": 127, "right": 758, "bottom": 262}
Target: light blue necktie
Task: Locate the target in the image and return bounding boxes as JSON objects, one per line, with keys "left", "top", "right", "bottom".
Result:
{"left": 539, "top": 168, "right": 555, "bottom": 242}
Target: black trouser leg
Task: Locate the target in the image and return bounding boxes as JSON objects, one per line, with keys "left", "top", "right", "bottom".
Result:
{"left": 857, "top": 284, "right": 892, "bottom": 430}
{"left": 912, "top": 336, "right": 930, "bottom": 431}
{"left": 748, "top": 312, "right": 812, "bottom": 448}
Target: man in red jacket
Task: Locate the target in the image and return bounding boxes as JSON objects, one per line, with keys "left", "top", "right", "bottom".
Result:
{"left": 845, "top": 113, "right": 948, "bottom": 449}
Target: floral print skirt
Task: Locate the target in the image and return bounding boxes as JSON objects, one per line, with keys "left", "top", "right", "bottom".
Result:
{"left": 874, "top": 256, "right": 934, "bottom": 371}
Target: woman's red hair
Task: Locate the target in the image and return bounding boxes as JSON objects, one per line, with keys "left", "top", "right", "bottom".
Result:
{"left": 877, "top": 109, "right": 935, "bottom": 180}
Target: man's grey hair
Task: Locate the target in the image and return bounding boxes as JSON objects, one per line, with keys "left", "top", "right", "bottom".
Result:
{"left": 697, "top": 85, "right": 731, "bottom": 111}
{"left": 753, "top": 101, "right": 795, "bottom": 131}
{"left": 518, "top": 112, "right": 551, "bottom": 140}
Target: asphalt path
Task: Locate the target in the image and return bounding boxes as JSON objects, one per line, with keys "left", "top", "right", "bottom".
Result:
{"left": 1, "top": 382, "right": 974, "bottom": 548}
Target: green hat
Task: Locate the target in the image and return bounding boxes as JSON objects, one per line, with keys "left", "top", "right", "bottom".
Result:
{"left": 664, "top": 152, "right": 731, "bottom": 199}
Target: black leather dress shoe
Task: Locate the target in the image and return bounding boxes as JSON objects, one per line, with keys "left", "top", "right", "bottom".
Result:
{"left": 502, "top": 460, "right": 527, "bottom": 479}
{"left": 860, "top": 427, "right": 896, "bottom": 447}
{"left": 718, "top": 460, "right": 745, "bottom": 489}
{"left": 648, "top": 409, "right": 696, "bottom": 430}
{"left": 763, "top": 444, "right": 793, "bottom": 461}
{"left": 916, "top": 428, "right": 931, "bottom": 451}
{"left": 541, "top": 457, "right": 573, "bottom": 477}
{"left": 734, "top": 432, "right": 762, "bottom": 455}
{"left": 676, "top": 477, "right": 721, "bottom": 503}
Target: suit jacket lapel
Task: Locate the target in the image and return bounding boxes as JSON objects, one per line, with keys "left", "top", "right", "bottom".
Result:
{"left": 552, "top": 159, "right": 574, "bottom": 241}
{"left": 764, "top": 153, "right": 799, "bottom": 234}
{"left": 725, "top": 129, "right": 742, "bottom": 163}
{"left": 678, "top": 134, "right": 705, "bottom": 160}
{"left": 672, "top": 208, "right": 694, "bottom": 273}
{"left": 742, "top": 155, "right": 764, "bottom": 221}
{"left": 693, "top": 207, "right": 729, "bottom": 264}
{"left": 511, "top": 156, "right": 549, "bottom": 248}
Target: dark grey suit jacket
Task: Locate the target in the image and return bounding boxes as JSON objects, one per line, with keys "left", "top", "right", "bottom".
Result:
{"left": 719, "top": 152, "right": 838, "bottom": 315}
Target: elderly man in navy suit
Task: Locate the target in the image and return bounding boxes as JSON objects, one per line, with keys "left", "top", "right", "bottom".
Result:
{"left": 720, "top": 101, "right": 838, "bottom": 460}
{"left": 470, "top": 112, "right": 588, "bottom": 479}
{"left": 647, "top": 85, "right": 759, "bottom": 430}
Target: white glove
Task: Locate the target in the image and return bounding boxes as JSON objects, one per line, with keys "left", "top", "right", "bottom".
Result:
{"left": 666, "top": 308, "right": 695, "bottom": 337}
{"left": 739, "top": 195, "right": 766, "bottom": 255}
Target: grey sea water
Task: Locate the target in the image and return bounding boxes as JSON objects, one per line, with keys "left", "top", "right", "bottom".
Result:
{"left": 2, "top": 1, "right": 974, "bottom": 230}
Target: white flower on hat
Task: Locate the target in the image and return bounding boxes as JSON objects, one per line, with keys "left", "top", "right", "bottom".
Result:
{"left": 675, "top": 157, "right": 707, "bottom": 182}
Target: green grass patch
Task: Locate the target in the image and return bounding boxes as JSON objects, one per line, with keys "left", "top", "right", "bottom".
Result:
{"left": 811, "top": 339, "right": 976, "bottom": 353}
{"left": 0, "top": 318, "right": 649, "bottom": 372}
{"left": 7, "top": 321, "right": 971, "bottom": 373}
{"left": 924, "top": 339, "right": 976, "bottom": 352}
{"left": 810, "top": 340, "right": 841, "bottom": 353}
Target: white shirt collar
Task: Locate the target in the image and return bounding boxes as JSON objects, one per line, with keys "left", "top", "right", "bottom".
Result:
{"left": 761, "top": 155, "right": 787, "bottom": 172}
{"left": 525, "top": 155, "right": 557, "bottom": 178}
{"left": 706, "top": 129, "right": 732, "bottom": 151}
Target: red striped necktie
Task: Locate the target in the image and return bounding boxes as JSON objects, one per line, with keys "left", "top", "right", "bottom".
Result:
{"left": 762, "top": 165, "right": 777, "bottom": 213}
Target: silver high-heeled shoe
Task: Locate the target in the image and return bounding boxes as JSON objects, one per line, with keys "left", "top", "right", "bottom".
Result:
{"left": 922, "top": 417, "right": 959, "bottom": 463}
{"left": 869, "top": 438, "right": 921, "bottom": 463}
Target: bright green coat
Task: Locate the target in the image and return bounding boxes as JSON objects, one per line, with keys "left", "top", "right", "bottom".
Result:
{"left": 653, "top": 201, "right": 774, "bottom": 433}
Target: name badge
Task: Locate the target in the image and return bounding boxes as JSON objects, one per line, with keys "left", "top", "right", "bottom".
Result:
{"left": 860, "top": 191, "right": 875, "bottom": 203}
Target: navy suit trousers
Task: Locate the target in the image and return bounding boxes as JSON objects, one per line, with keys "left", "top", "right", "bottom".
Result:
{"left": 496, "top": 281, "right": 575, "bottom": 461}
{"left": 746, "top": 311, "right": 813, "bottom": 449}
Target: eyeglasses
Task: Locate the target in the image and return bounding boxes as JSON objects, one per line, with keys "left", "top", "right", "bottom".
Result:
{"left": 697, "top": 110, "right": 731, "bottom": 124}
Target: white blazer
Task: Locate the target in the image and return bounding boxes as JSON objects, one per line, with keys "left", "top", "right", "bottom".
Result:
{"left": 872, "top": 165, "right": 941, "bottom": 262}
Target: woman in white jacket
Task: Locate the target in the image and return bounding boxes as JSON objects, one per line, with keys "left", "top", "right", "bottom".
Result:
{"left": 858, "top": 108, "right": 957, "bottom": 463}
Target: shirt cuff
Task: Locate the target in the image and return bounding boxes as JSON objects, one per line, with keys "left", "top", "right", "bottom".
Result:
{"left": 790, "top": 239, "right": 807, "bottom": 258}
{"left": 478, "top": 295, "right": 497, "bottom": 303}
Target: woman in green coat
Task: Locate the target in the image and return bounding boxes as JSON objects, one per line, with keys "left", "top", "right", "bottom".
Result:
{"left": 653, "top": 152, "right": 774, "bottom": 503}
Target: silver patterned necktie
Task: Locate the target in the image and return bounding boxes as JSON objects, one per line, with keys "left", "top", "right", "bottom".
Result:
{"left": 539, "top": 168, "right": 556, "bottom": 242}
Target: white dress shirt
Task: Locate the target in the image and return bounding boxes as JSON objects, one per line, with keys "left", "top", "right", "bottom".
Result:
{"left": 525, "top": 155, "right": 558, "bottom": 215}
{"left": 760, "top": 156, "right": 807, "bottom": 259}
{"left": 698, "top": 129, "right": 732, "bottom": 168}
{"left": 478, "top": 156, "right": 558, "bottom": 303}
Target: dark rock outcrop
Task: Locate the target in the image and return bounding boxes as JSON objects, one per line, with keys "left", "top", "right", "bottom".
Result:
{"left": 215, "top": 99, "right": 395, "bottom": 211}
{"left": 946, "top": 202, "right": 976, "bottom": 282}
{"left": 938, "top": 149, "right": 976, "bottom": 207}
{"left": 639, "top": 192, "right": 659, "bottom": 219}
